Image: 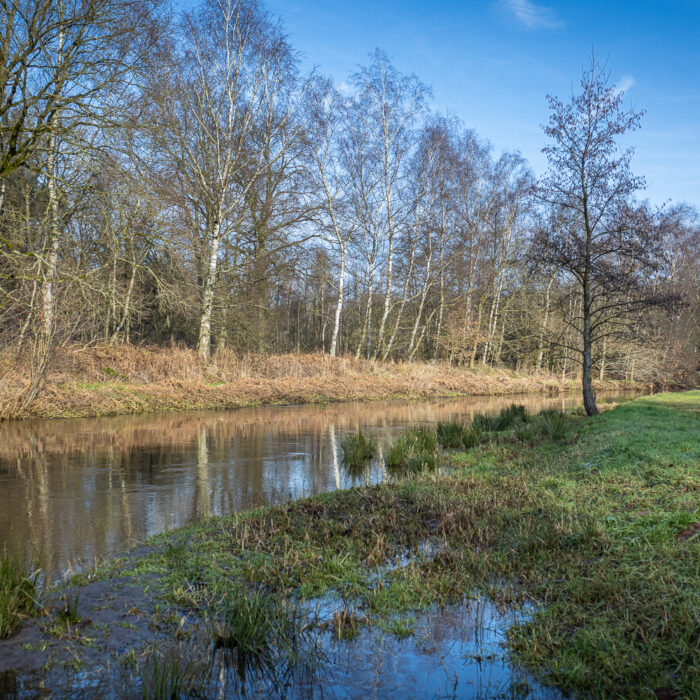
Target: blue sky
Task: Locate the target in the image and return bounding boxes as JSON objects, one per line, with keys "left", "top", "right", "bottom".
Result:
{"left": 263, "top": 0, "right": 700, "bottom": 208}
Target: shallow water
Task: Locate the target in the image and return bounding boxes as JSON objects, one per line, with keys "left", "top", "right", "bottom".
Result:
{"left": 0, "top": 391, "right": 639, "bottom": 582}
{"left": 203, "top": 597, "right": 567, "bottom": 699}
{"left": 0, "top": 597, "right": 568, "bottom": 699}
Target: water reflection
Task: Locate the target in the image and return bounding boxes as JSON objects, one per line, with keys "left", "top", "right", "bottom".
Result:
{"left": 0, "top": 392, "right": 637, "bottom": 582}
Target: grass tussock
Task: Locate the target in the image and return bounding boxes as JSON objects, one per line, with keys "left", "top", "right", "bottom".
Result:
{"left": 340, "top": 431, "right": 376, "bottom": 478}
{"left": 0, "top": 552, "right": 37, "bottom": 639}
{"left": 210, "top": 589, "right": 307, "bottom": 665}
{"left": 436, "top": 420, "right": 481, "bottom": 449}
{"left": 472, "top": 403, "right": 529, "bottom": 432}
{"left": 141, "top": 648, "right": 202, "bottom": 700}
{"left": 0, "top": 343, "right": 643, "bottom": 421}
{"left": 386, "top": 426, "right": 439, "bottom": 475}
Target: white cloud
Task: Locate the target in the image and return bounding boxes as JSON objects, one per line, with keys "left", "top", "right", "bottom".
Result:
{"left": 499, "top": 0, "right": 563, "bottom": 30}
{"left": 614, "top": 74, "right": 636, "bottom": 95}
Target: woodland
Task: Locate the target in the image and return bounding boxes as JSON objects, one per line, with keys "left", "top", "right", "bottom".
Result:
{"left": 0, "top": 0, "right": 697, "bottom": 415}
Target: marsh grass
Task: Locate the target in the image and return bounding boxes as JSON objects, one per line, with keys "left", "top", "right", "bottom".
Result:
{"left": 436, "top": 420, "right": 465, "bottom": 448}
{"left": 386, "top": 426, "right": 439, "bottom": 475}
{"left": 473, "top": 403, "right": 529, "bottom": 432}
{"left": 0, "top": 552, "right": 37, "bottom": 639}
{"left": 141, "top": 647, "right": 202, "bottom": 700}
{"left": 535, "top": 409, "right": 568, "bottom": 441}
{"left": 209, "top": 588, "right": 313, "bottom": 679}
{"left": 56, "top": 593, "right": 80, "bottom": 625}
{"left": 340, "top": 430, "right": 376, "bottom": 477}
{"left": 330, "top": 605, "right": 365, "bottom": 640}
{"left": 437, "top": 420, "right": 482, "bottom": 449}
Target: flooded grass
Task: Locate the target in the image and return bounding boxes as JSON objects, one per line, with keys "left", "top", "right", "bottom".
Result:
{"left": 437, "top": 419, "right": 482, "bottom": 449}
{"left": 386, "top": 426, "right": 439, "bottom": 475}
{"left": 436, "top": 419, "right": 466, "bottom": 448}
{"left": 472, "top": 403, "right": 529, "bottom": 432}
{"left": 0, "top": 553, "right": 37, "bottom": 639}
{"left": 339, "top": 430, "right": 376, "bottom": 477}
{"left": 0, "top": 392, "right": 697, "bottom": 698}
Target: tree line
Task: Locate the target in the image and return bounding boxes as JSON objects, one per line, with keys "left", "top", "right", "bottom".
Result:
{"left": 0, "top": 0, "right": 697, "bottom": 410}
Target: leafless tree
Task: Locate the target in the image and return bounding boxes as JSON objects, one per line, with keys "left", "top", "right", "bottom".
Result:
{"left": 532, "top": 57, "right": 677, "bottom": 414}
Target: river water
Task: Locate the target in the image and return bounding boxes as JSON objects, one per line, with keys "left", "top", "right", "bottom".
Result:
{"left": 0, "top": 392, "right": 637, "bottom": 582}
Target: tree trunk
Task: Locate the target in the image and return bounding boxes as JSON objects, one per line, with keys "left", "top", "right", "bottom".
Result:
{"left": 355, "top": 269, "right": 373, "bottom": 359}
{"left": 537, "top": 273, "right": 555, "bottom": 371}
{"left": 329, "top": 247, "right": 344, "bottom": 356}
{"left": 374, "top": 234, "right": 393, "bottom": 359}
{"left": 198, "top": 217, "right": 222, "bottom": 363}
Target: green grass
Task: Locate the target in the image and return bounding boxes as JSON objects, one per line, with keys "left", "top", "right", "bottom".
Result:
{"left": 472, "top": 403, "right": 529, "bottom": 432}
{"left": 386, "top": 426, "right": 439, "bottom": 475}
{"left": 340, "top": 430, "right": 376, "bottom": 478}
{"left": 437, "top": 420, "right": 482, "bottom": 449}
{"left": 436, "top": 420, "right": 466, "bottom": 448}
{"left": 0, "top": 552, "right": 37, "bottom": 639}
{"left": 71, "top": 392, "right": 700, "bottom": 697}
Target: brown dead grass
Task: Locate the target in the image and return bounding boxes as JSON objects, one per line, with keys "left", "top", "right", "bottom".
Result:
{"left": 0, "top": 343, "right": 646, "bottom": 421}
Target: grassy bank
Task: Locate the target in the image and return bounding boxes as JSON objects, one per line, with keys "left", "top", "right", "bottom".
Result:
{"left": 1, "top": 392, "right": 697, "bottom": 697}
{"left": 0, "top": 343, "right": 644, "bottom": 421}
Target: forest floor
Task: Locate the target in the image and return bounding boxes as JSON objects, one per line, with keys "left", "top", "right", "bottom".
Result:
{"left": 0, "top": 392, "right": 697, "bottom": 698}
{"left": 0, "top": 343, "right": 646, "bottom": 420}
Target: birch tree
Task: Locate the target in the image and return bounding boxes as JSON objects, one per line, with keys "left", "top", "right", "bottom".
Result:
{"left": 349, "top": 50, "right": 428, "bottom": 359}
{"left": 149, "top": 0, "right": 294, "bottom": 361}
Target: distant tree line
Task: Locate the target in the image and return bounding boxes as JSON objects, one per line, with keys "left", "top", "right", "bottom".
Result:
{"left": 0, "top": 0, "right": 697, "bottom": 406}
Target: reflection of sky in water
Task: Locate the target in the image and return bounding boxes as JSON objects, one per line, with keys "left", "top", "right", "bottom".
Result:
{"left": 209, "top": 598, "right": 566, "bottom": 699}
{"left": 0, "top": 392, "right": 639, "bottom": 582}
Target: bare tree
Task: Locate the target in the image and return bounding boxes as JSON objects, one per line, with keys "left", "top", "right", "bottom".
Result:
{"left": 148, "top": 0, "right": 295, "bottom": 361}
{"left": 533, "top": 57, "right": 675, "bottom": 415}
{"left": 347, "top": 50, "right": 428, "bottom": 359}
{"left": 305, "top": 77, "right": 358, "bottom": 356}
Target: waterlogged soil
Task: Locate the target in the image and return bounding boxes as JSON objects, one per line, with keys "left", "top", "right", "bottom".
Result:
{"left": 0, "top": 394, "right": 603, "bottom": 698}
{"left": 0, "top": 390, "right": 640, "bottom": 583}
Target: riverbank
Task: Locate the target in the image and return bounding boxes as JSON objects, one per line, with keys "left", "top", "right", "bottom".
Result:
{"left": 0, "top": 392, "right": 697, "bottom": 697}
{"left": 0, "top": 343, "right": 646, "bottom": 420}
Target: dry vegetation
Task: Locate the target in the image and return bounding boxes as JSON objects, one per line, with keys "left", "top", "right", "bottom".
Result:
{"left": 0, "top": 344, "right": 643, "bottom": 421}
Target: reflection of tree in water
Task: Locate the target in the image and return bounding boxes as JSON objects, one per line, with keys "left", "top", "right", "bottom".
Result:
{"left": 0, "top": 392, "right": 637, "bottom": 581}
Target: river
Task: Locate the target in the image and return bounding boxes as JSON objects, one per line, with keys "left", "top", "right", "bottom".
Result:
{"left": 0, "top": 391, "right": 640, "bottom": 582}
